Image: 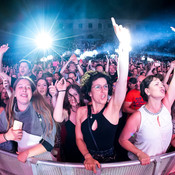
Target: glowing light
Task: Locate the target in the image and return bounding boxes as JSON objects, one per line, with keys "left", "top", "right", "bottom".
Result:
{"left": 141, "top": 56, "right": 145, "bottom": 61}
{"left": 35, "top": 32, "right": 53, "bottom": 50}
{"left": 74, "top": 49, "right": 81, "bottom": 55}
{"left": 110, "top": 54, "right": 116, "bottom": 59}
{"left": 47, "top": 55, "right": 53, "bottom": 60}
{"left": 93, "top": 50, "right": 98, "bottom": 55}
{"left": 147, "top": 57, "right": 154, "bottom": 62}
{"left": 80, "top": 54, "right": 85, "bottom": 60}
{"left": 40, "top": 57, "right": 47, "bottom": 62}
{"left": 170, "top": 27, "right": 175, "bottom": 32}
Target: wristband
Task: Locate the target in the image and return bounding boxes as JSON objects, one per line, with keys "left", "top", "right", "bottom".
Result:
{"left": 58, "top": 90, "right": 66, "bottom": 92}
{"left": 3, "top": 133, "right": 8, "bottom": 141}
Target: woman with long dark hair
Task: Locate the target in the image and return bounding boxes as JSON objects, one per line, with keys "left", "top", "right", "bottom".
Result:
{"left": 53, "top": 79, "right": 85, "bottom": 162}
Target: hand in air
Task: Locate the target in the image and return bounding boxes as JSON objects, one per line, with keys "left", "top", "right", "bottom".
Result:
{"left": 49, "top": 82, "right": 58, "bottom": 97}
{"left": 0, "top": 44, "right": 9, "bottom": 55}
{"left": 69, "top": 54, "right": 78, "bottom": 64}
{"left": 111, "top": 17, "right": 131, "bottom": 47}
{"left": 55, "top": 77, "right": 67, "bottom": 92}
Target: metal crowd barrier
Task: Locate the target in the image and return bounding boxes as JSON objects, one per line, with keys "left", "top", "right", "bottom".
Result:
{"left": 0, "top": 149, "right": 174, "bottom": 175}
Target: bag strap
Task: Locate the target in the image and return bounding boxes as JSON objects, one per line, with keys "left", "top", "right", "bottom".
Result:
{"left": 36, "top": 112, "right": 44, "bottom": 136}
{"left": 87, "top": 105, "right": 99, "bottom": 151}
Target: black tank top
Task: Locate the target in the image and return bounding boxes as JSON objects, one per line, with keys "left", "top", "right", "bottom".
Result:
{"left": 63, "top": 120, "right": 82, "bottom": 162}
{"left": 81, "top": 104, "right": 118, "bottom": 151}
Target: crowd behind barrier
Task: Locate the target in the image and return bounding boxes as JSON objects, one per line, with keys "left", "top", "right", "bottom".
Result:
{"left": 0, "top": 21, "right": 175, "bottom": 174}
{"left": 0, "top": 149, "right": 174, "bottom": 175}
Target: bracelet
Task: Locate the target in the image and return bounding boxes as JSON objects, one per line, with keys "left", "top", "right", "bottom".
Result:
{"left": 58, "top": 90, "right": 66, "bottom": 92}
{"left": 83, "top": 152, "right": 90, "bottom": 158}
{"left": 3, "top": 133, "right": 8, "bottom": 141}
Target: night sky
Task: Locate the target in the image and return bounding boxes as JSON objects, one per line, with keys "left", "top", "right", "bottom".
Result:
{"left": 0, "top": 0, "right": 175, "bottom": 63}
{"left": 0, "top": 0, "right": 175, "bottom": 23}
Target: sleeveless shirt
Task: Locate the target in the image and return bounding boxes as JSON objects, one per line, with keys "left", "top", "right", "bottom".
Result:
{"left": 81, "top": 104, "right": 118, "bottom": 151}
{"left": 129, "top": 104, "right": 173, "bottom": 160}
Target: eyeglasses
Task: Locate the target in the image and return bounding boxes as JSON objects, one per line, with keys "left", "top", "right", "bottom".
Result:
{"left": 92, "top": 84, "right": 108, "bottom": 91}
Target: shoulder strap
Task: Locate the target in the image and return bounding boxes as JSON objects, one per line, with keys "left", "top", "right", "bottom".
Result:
{"left": 87, "top": 105, "right": 91, "bottom": 117}
{"left": 87, "top": 105, "right": 99, "bottom": 151}
{"left": 36, "top": 112, "right": 44, "bottom": 133}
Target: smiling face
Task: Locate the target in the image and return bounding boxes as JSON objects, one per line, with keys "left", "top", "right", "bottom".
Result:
{"left": 36, "top": 79, "right": 48, "bottom": 96}
{"left": 68, "top": 88, "right": 80, "bottom": 107}
{"left": 89, "top": 77, "right": 108, "bottom": 105}
{"left": 19, "top": 62, "right": 30, "bottom": 76}
{"left": 145, "top": 78, "right": 165, "bottom": 100}
{"left": 15, "top": 79, "right": 32, "bottom": 110}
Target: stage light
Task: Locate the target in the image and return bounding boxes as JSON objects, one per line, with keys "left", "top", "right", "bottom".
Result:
{"left": 47, "top": 55, "right": 53, "bottom": 60}
{"left": 141, "top": 56, "right": 145, "bottom": 61}
{"left": 40, "top": 57, "right": 47, "bottom": 62}
{"left": 74, "top": 49, "right": 81, "bottom": 55}
{"left": 35, "top": 32, "right": 53, "bottom": 50}
{"left": 170, "top": 27, "right": 175, "bottom": 32}
{"left": 110, "top": 54, "right": 116, "bottom": 59}
{"left": 147, "top": 57, "right": 154, "bottom": 62}
{"left": 93, "top": 50, "right": 98, "bottom": 55}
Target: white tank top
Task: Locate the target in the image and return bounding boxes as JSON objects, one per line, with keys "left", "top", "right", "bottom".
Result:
{"left": 129, "top": 104, "right": 173, "bottom": 160}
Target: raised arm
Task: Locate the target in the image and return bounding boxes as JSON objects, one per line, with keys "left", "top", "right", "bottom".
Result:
{"left": 3, "top": 78, "right": 12, "bottom": 98}
{"left": 49, "top": 82, "right": 58, "bottom": 108}
{"left": 110, "top": 18, "right": 130, "bottom": 110}
{"left": 163, "top": 65, "right": 175, "bottom": 111}
{"left": 146, "top": 63, "right": 155, "bottom": 76}
{"left": 163, "top": 61, "right": 175, "bottom": 90}
{"left": 0, "top": 44, "right": 9, "bottom": 72}
{"left": 105, "top": 56, "right": 109, "bottom": 73}
{"left": 53, "top": 78, "right": 67, "bottom": 122}
{"left": 71, "top": 54, "right": 84, "bottom": 76}
{"left": 60, "top": 59, "right": 71, "bottom": 75}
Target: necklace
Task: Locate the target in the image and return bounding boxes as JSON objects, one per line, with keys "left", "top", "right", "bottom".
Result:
{"left": 143, "top": 103, "right": 163, "bottom": 115}
{"left": 71, "top": 107, "right": 77, "bottom": 113}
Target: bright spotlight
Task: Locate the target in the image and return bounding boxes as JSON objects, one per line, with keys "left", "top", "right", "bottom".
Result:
{"left": 35, "top": 32, "right": 53, "bottom": 50}
{"left": 171, "top": 27, "right": 175, "bottom": 32}
{"left": 93, "top": 50, "right": 98, "bottom": 55}
{"left": 74, "top": 49, "right": 81, "bottom": 55}
{"left": 47, "top": 55, "right": 53, "bottom": 60}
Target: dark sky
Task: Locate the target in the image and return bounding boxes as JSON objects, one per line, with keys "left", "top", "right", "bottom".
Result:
{"left": 0, "top": 0, "right": 175, "bottom": 64}
{"left": 0, "top": 0, "right": 175, "bottom": 24}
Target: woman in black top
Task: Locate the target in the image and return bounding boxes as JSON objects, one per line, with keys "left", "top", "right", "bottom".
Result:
{"left": 75, "top": 18, "right": 130, "bottom": 173}
{"left": 53, "top": 80, "right": 84, "bottom": 162}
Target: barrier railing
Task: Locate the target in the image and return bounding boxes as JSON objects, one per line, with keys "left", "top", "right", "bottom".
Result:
{"left": 0, "top": 150, "right": 174, "bottom": 175}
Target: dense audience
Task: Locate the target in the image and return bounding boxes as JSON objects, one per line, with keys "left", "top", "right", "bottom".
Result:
{"left": 0, "top": 18, "right": 174, "bottom": 174}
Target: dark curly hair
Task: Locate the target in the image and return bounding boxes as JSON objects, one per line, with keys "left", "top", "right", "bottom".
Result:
{"left": 81, "top": 71, "right": 112, "bottom": 101}
{"left": 140, "top": 74, "right": 162, "bottom": 102}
